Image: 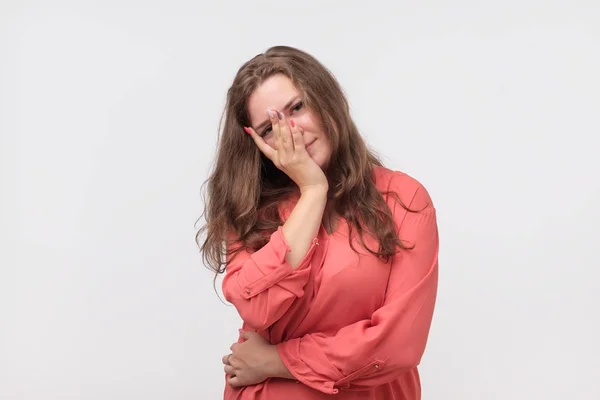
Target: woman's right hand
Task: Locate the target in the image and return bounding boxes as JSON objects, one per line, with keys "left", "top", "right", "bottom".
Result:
{"left": 244, "top": 110, "right": 328, "bottom": 193}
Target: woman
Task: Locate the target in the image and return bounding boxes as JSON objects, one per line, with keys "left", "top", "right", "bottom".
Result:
{"left": 197, "top": 46, "right": 439, "bottom": 399}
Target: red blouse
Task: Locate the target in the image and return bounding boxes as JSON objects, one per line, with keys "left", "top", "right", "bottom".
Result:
{"left": 223, "top": 165, "right": 439, "bottom": 399}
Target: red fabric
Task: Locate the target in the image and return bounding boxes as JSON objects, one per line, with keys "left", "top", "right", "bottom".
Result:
{"left": 223, "top": 165, "right": 439, "bottom": 399}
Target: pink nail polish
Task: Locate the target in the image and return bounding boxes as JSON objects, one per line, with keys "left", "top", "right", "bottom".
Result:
{"left": 243, "top": 127, "right": 251, "bottom": 135}
{"left": 290, "top": 119, "right": 295, "bottom": 128}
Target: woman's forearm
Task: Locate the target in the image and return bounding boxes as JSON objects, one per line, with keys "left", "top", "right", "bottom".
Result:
{"left": 281, "top": 186, "right": 328, "bottom": 269}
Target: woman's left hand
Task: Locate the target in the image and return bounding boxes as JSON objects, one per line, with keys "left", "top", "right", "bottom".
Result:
{"left": 222, "top": 331, "right": 281, "bottom": 387}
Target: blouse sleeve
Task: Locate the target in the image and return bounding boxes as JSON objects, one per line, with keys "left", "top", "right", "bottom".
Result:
{"left": 222, "top": 226, "right": 320, "bottom": 330}
{"left": 276, "top": 177, "right": 439, "bottom": 394}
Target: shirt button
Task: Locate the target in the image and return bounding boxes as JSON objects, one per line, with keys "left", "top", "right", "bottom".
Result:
{"left": 245, "top": 289, "right": 251, "bottom": 295}
{"left": 374, "top": 364, "right": 379, "bottom": 369}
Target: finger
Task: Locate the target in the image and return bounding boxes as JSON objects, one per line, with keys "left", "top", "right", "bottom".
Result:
{"left": 268, "top": 109, "right": 283, "bottom": 151}
{"left": 240, "top": 330, "right": 259, "bottom": 340}
{"left": 224, "top": 365, "right": 235, "bottom": 375}
{"left": 276, "top": 111, "right": 294, "bottom": 156}
{"left": 222, "top": 354, "right": 232, "bottom": 365}
{"left": 228, "top": 375, "right": 242, "bottom": 387}
{"left": 230, "top": 343, "right": 238, "bottom": 352}
{"left": 289, "top": 119, "right": 305, "bottom": 151}
{"left": 244, "top": 126, "right": 276, "bottom": 159}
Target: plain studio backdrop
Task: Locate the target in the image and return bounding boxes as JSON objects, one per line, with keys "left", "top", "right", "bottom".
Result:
{"left": 1, "top": 1, "right": 599, "bottom": 399}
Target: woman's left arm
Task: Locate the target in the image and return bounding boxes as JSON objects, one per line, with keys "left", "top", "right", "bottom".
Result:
{"left": 273, "top": 182, "right": 439, "bottom": 394}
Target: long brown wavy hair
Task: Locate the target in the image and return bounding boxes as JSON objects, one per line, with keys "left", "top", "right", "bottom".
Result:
{"left": 196, "top": 46, "right": 412, "bottom": 281}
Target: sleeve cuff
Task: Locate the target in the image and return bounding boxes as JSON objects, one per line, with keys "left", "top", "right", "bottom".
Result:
{"left": 239, "top": 226, "right": 319, "bottom": 299}
{"left": 276, "top": 338, "right": 342, "bottom": 394}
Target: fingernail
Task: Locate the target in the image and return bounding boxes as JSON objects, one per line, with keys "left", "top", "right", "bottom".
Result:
{"left": 267, "top": 109, "right": 275, "bottom": 119}
{"left": 243, "top": 126, "right": 251, "bottom": 135}
{"left": 277, "top": 111, "right": 284, "bottom": 120}
{"left": 290, "top": 119, "right": 295, "bottom": 128}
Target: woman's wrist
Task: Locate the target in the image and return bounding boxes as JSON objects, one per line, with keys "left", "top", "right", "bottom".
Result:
{"left": 266, "top": 344, "right": 295, "bottom": 380}
{"left": 299, "top": 182, "right": 329, "bottom": 196}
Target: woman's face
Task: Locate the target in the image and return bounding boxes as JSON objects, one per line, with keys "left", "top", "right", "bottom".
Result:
{"left": 246, "top": 74, "right": 332, "bottom": 169}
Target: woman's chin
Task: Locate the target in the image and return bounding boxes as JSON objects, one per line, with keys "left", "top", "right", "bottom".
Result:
{"left": 308, "top": 149, "right": 330, "bottom": 170}
{"left": 311, "top": 155, "right": 324, "bottom": 169}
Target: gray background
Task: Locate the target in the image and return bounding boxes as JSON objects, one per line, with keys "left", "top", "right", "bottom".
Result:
{"left": 1, "top": 1, "right": 599, "bottom": 399}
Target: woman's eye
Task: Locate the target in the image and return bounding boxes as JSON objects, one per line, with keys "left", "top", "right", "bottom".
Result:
{"left": 261, "top": 126, "right": 272, "bottom": 137}
{"left": 291, "top": 102, "right": 303, "bottom": 112}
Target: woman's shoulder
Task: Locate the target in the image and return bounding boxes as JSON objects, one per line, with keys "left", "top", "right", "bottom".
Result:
{"left": 373, "top": 165, "right": 433, "bottom": 209}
